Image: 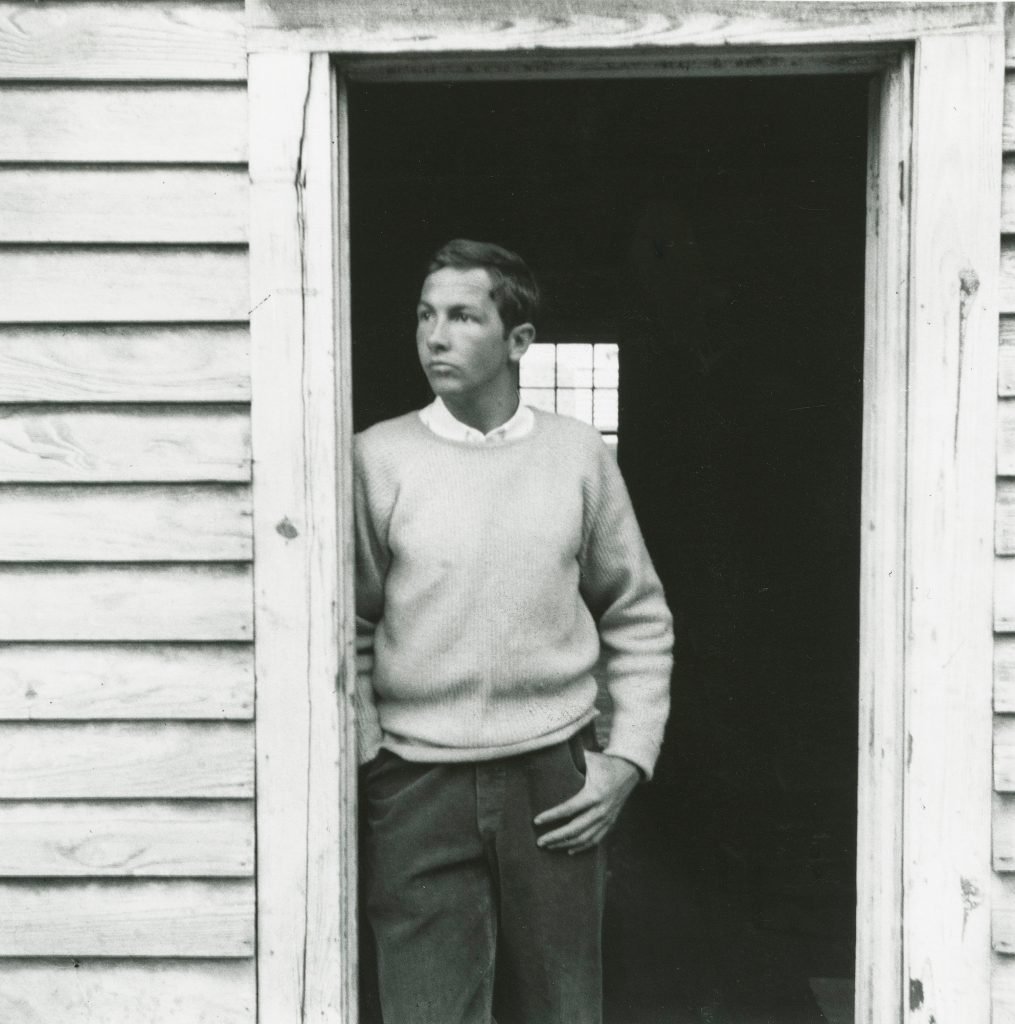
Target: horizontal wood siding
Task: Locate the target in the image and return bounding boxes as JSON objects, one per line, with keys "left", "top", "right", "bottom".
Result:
{"left": 0, "top": 325, "right": 249, "bottom": 402}
{"left": 0, "top": 722, "right": 253, "bottom": 798}
{"left": 0, "top": 85, "right": 246, "bottom": 162}
{"left": 0, "top": 485, "right": 252, "bottom": 561}
{"left": 0, "top": 801, "right": 253, "bottom": 876}
{"left": 0, "top": 880, "right": 254, "bottom": 956}
{"left": 0, "top": 168, "right": 248, "bottom": 243}
{"left": 0, "top": 248, "right": 248, "bottom": 322}
{"left": 0, "top": 2, "right": 245, "bottom": 81}
{"left": 0, "top": 642, "right": 253, "bottom": 720}
{"left": 995, "top": 48, "right": 1015, "bottom": 1010}
{"left": 0, "top": 960, "right": 255, "bottom": 1024}
{"left": 0, "top": 1, "right": 253, "bottom": 1014}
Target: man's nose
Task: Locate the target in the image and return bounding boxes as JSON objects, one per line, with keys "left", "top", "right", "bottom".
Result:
{"left": 424, "top": 317, "right": 450, "bottom": 349}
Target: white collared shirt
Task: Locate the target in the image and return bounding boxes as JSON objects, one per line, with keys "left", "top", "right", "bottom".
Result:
{"left": 419, "top": 396, "right": 535, "bottom": 444}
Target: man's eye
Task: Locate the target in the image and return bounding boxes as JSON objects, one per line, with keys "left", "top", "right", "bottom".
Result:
{"left": 417, "top": 310, "right": 432, "bottom": 321}
{"left": 454, "top": 312, "right": 473, "bottom": 322}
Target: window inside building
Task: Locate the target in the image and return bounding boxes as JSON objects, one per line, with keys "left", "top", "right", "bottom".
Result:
{"left": 520, "top": 341, "right": 619, "bottom": 451}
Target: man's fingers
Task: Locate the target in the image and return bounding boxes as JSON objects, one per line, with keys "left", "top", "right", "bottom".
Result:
{"left": 532, "top": 787, "right": 596, "bottom": 826}
{"left": 537, "top": 807, "right": 602, "bottom": 848}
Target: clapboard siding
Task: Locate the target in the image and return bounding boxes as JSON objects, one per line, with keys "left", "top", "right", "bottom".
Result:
{"left": 997, "top": 716, "right": 1015, "bottom": 792}
{"left": 995, "top": 952, "right": 1015, "bottom": 1022}
{"left": 1003, "top": 238, "right": 1015, "bottom": 314}
{"left": 997, "top": 26, "right": 1015, "bottom": 1007}
{"left": 0, "top": 406, "right": 249, "bottom": 482}
{"left": 0, "top": 247, "right": 248, "bottom": 323}
{"left": 0, "top": 564, "right": 252, "bottom": 640}
{"left": 0, "top": 880, "right": 253, "bottom": 956}
{"left": 1001, "top": 318, "right": 1015, "bottom": 396}
{"left": 0, "top": 2, "right": 245, "bottom": 81}
{"left": 0, "top": 801, "right": 253, "bottom": 876}
{"left": 1000, "top": 399, "right": 1015, "bottom": 476}
{"left": 998, "top": 875, "right": 1015, "bottom": 954}
{"left": 0, "top": 85, "right": 247, "bottom": 163}
{"left": 999, "top": 482, "right": 1015, "bottom": 554}
{"left": 0, "top": 642, "right": 253, "bottom": 720}
{"left": 0, "top": 722, "right": 253, "bottom": 798}
{"left": 0, "top": 168, "right": 248, "bottom": 243}
{"left": 0, "top": 485, "right": 252, "bottom": 561}
{"left": 997, "top": 636, "right": 1015, "bottom": 712}
{"left": 0, "top": 0, "right": 255, "bottom": 1011}
{"left": 0, "top": 959, "right": 255, "bottom": 1024}
{"left": 0, "top": 325, "right": 249, "bottom": 403}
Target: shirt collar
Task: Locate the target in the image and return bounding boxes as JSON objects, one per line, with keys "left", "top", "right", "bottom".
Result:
{"left": 419, "top": 396, "right": 535, "bottom": 444}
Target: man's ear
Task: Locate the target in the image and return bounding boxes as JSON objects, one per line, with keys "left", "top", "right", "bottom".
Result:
{"left": 507, "top": 322, "right": 536, "bottom": 364}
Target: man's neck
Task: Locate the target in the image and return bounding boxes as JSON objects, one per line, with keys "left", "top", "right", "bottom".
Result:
{"left": 440, "top": 390, "right": 520, "bottom": 435}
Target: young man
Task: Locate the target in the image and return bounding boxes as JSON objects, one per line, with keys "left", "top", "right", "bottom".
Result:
{"left": 355, "top": 239, "right": 673, "bottom": 1024}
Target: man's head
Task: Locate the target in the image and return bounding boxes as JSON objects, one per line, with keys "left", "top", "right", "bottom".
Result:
{"left": 416, "top": 240, "right": 538, "bottom": 414}
{"left": 425, "top": 239, "right": 540, "bottom": 335}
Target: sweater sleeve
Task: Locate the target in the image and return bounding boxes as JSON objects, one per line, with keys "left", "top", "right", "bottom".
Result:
{"left": 579, "top": 438, "right": 673, "bottom": 780}
{"left": 353, "top": 437, "right": 390, "bottom": 765}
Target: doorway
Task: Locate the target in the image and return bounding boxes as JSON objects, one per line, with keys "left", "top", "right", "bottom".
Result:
{"left": 349, "top": 74, "right": 868, "bottom": 1024}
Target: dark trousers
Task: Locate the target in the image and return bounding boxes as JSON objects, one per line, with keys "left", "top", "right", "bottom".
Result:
{"left": 363, "top": 732, "right": 606, "bottom": 1024}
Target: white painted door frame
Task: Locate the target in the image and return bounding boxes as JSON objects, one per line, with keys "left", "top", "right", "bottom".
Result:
{"left": 248, "top": 9, "right": 1004, "bottom": 1021}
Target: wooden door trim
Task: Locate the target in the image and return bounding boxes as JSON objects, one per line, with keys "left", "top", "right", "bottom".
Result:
{"left": 249, "top": 11, "right": 1004, "bottom": 1020}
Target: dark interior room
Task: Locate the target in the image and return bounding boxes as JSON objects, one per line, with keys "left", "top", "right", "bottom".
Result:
{"left": 349, "top": 73, "right": 868, "bottom": 1024}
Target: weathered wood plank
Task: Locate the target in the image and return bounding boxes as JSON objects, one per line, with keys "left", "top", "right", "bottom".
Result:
{"left": 1000, "top": 318, "right": 1015, "bottom": 396}
{"left": 0, "top": 248, "right": 248, "bottom": 323}
{"left": 996, "top": 875, "right": 1015, "bottom": 953}
{"left": 855, "top": 58, "right": 910, "bottom": 1024}
{"left": 995, "top": 952, "right": 1015, "bottom": 1019}
{"left": 1000, "top": 484, "right": 1015, "bottom": 554}
{"left": 0, "top": 880, "right": 253, "bottom": 956}
{"left": 1001, "top": 399, "right": 1015, "bottom": 475}
{"left": 1004, "top": 158, "right": 1015, "bottom": 231}
{"left": 0, "top": 722, "right": 253, "bottom": 798}
{"left": 248, "top": 0, "right": 1002, "bottom": 55}
{"left": 0, "top": 484, "right": 252, "bottom": 561}
{"left": 1006, "top": 73, "right": 1015, "bottom": 152}
{"left": 0, "top": 85, "right": 247, "bottom": 163}
{"left": 0, "top": 2, "right": 245, "bottom": 81}
{"left": 995, "top": 793, "right": 1015, "bottom": 871}
{"left": 0, "top": 168, "right": 247, "bottom": 243}
{"left": 0, "top": 407, "right": 249, "bottom": 483}
{"left": 0, "top": 959, "right": 255, "bottom": 1024}
{"left": 0, "top": 564, "right": 252, "bottom": 641}
{"left": 997, "top": 717, "right": 1015, "bottom": 792}
{"left": 1001, "top": 240, "right": 1015, "bottom": 313}
{"left": 252, "top": 52, "right": 356, "bottom": 1021}
{"left": 903, "top": 32, "right": 1001, "bottom": 1024}
{"left": 0, "top": 325, "right": 249, "bottom": 403}
{"left": 998, "top": 559, "right": 1015, "bottom": 633}
{"left": 996, "top": 636, "right": 1015, "bottom": 712}
{"left": 0, "top": 642, "right": 253, "bottom": 720}
{"left": 0, "top": 800, "right": 253, "bottom": 876}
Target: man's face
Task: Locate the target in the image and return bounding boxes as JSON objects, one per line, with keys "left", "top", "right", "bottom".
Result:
{"left": 416, "top": 267, "right": 524, "bottom": 404}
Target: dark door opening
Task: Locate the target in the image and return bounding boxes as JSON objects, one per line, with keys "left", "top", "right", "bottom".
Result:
{"left": 350, "top": 74, "right": 867, "bottom": 1024}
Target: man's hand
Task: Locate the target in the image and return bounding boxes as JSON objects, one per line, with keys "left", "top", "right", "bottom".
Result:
{"left": 533, "top": 751, "right": 641, "bottom": 855}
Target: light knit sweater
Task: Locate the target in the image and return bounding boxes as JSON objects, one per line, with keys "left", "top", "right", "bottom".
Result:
{"left": 354, "top": 408, "right": 674, "bottom": 779}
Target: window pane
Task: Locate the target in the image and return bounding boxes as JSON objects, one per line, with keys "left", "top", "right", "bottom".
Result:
{"left": 521, "top": 388, "right": 556, "bottom": 413}
{"left": 519, "top": 343, "right": 556, "bottom": 387}
{"left": 594, "top": 344, "right": 619, "bottom": 388}
{"left": 557, "top": 388, "right": 594, "bottom": 424}
{"left": 556, "top": 344, "right": 593, "bottom": 388}
{"left": 593, "top": 388, "right": 618, "bottom": 432}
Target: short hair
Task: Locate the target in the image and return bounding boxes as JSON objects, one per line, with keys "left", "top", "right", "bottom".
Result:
{"left": 425, "top": 239, "right": 540, "bottom": 332}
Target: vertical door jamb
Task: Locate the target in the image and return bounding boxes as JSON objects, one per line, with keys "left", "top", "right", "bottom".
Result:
{"left": 856, "top": 47, "right": 912, "bottom": 1024}
{"left": 251, "top": 49, "right": 354, "bottom": 1023}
